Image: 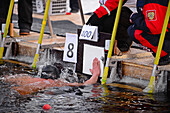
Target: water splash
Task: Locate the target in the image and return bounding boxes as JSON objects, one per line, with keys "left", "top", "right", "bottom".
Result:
{"left": 154, "top": 71, "right": 167, "bottom": 93}
{"left": 38, "top": 49, "right": 57, "bottom": 66}
{"left": 60, "top": 68, "right": 78, "bottom": 83}
{"left": 120, "top": 76, "right": 148, "bottom": 86}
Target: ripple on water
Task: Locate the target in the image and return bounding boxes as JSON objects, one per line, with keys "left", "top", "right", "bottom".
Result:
{"left": 0, "top": 63, "right": 170, "bottom": 112}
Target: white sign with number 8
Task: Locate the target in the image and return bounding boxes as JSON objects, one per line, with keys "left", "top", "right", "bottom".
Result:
{"left": 63, "top": 33, "right": 78, "bottom": 63}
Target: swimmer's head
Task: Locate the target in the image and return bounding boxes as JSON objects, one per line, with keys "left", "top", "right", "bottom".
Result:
{"left": 41, "top": 63, "right": 78, "bottom": 83}
{"left": 41, "top": 65, "right": 61, "bottom": 79}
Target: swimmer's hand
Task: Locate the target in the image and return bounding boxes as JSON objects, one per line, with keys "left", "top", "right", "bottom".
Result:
{"left": 84, "top": 58, "right": 101, "bottom": 85}
{"left": 89, "top": 57, "right": 101, "bottom": 77}
{"left": 68, "top": 58, "right": 101, "bottom": 86}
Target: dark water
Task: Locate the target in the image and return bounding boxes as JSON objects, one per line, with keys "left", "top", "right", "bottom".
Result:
{"left": 0, "top": 63, "right": 170, "bottom": 113}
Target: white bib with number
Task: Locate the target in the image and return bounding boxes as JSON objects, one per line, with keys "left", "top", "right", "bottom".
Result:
{"left": 79, "top": 25, "right": 98, "bottom": 42}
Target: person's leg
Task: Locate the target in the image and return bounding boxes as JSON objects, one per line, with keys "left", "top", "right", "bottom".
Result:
{"left": 164, "top": 32, "right": 170, "bottom": 54}
{"left": 70, "top": 0, "right": 79, "bottom": 13}
{"left": 127, "top": 25, "right": 141, "bottom": 44}
{"left": 116, "top": 7, "right": 133, "bottom": 52}
{"left": 159, "top": 32, "right": 170, "bottom": 65}
{"left": 128, "top": 25, "right": 170, "bottom": 65}
{"left": 0, "top": 0, "right": 10, "bottom": 30}
{"left": 101, "top": 7, "right": 133, "bottom": 52}
{"left": 18, "top": 0, "right": 32, "bottom": 35}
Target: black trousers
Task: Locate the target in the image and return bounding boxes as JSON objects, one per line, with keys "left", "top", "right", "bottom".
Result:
{"left": 0, "top": 0, "right": 32, "bottom": 32}
{"left": 70, "top": 0, "right": 79, "bottom": 11}
{"left": 128, "top": 25, "right": 170, "bottom": 57}
{"left": 99, "top": 6, "right": 133, "bottom": 52}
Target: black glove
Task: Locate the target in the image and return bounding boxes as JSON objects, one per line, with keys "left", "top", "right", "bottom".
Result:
{"left": 86, "top": 13, "right": 101, "bottom": 26}
{"left": 86, "top": 13, "right": 103, "bottom": 31}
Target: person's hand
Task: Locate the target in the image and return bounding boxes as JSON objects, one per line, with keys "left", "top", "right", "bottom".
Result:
{"left": 89, "top": 57, "right": 101, "bottom": 77}
{"left": 82, "top": 58, "right": 101, "bottom": 85}
{"left": 129, "top": 12, "right": 137, "bottom": 23}
{"left": 86, "top": 13, "right": 101, "bottom": 26}
{"left": 129, "top": 18, "right": 133, "bottom": 23}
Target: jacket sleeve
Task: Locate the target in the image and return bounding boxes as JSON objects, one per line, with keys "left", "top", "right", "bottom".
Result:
{"left": 94, "top": 0, "right": 126, "bottom": 18}
{"left": 130, "top": 13, "right": 150, "bottom": 32}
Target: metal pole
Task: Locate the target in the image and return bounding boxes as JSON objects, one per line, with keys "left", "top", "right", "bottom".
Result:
{"left": 143, "top": 0, "right": 170, "bottom": 93}
{"left": 0, "top": 0, "right": 14, "bottom": 62}
{"left": 32, "top": 0, "right": 51, "bottom": 69}
{"left": 78, "top": 0, "right": 85, "bottom": 25}
{"left": 101, "top": 0, "right": 123, "bottom": 84}
{"left": 43, "top": 0, "right": 54, "bottom": 37}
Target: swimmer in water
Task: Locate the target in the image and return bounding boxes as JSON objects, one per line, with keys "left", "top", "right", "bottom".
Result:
{"left": 4, "top": 58, "right": 101, "bottom": 95}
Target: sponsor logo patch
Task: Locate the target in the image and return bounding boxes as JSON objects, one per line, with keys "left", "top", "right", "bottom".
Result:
{"left": 146, "top": 10, "right": 157, "bottom": 21}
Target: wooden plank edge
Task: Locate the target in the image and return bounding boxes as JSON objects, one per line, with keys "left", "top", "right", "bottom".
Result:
{"left": 122, "top": 62, "right": 153, "bottom": 70}
{"left": 158, "top": 64, "right": 170, "bottom": 71}
{"left": 109, "top": 60, "right": 153, "bottom": 70}
{"left": 107, "top": 83, "right": 143, "bottom": 92}
{"left": 3, "top": 59, "right": 32, "bottom": 68}
{"left": 41, "top": 43, "right": 65, "bottom": 49}
{"left": 110, "top": 52, "right": 153, "bottom": 61}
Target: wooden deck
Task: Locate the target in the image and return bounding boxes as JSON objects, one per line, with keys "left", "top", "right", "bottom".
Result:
{"left": 3, "top": 13, "right": 170, "bottom": 81}
{"left": 8, "top": 12, "right": 90, "bottom": 56}
{"left": 109, "top": 48, "right": 170, "bottom": 80}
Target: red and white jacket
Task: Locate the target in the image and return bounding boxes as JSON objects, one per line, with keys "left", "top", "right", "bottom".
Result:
{"left": 131, "top": 0, "right": 170, "bottom": 35}
{"left": 94, "top": 0, "right": 127, "bottom": 18}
